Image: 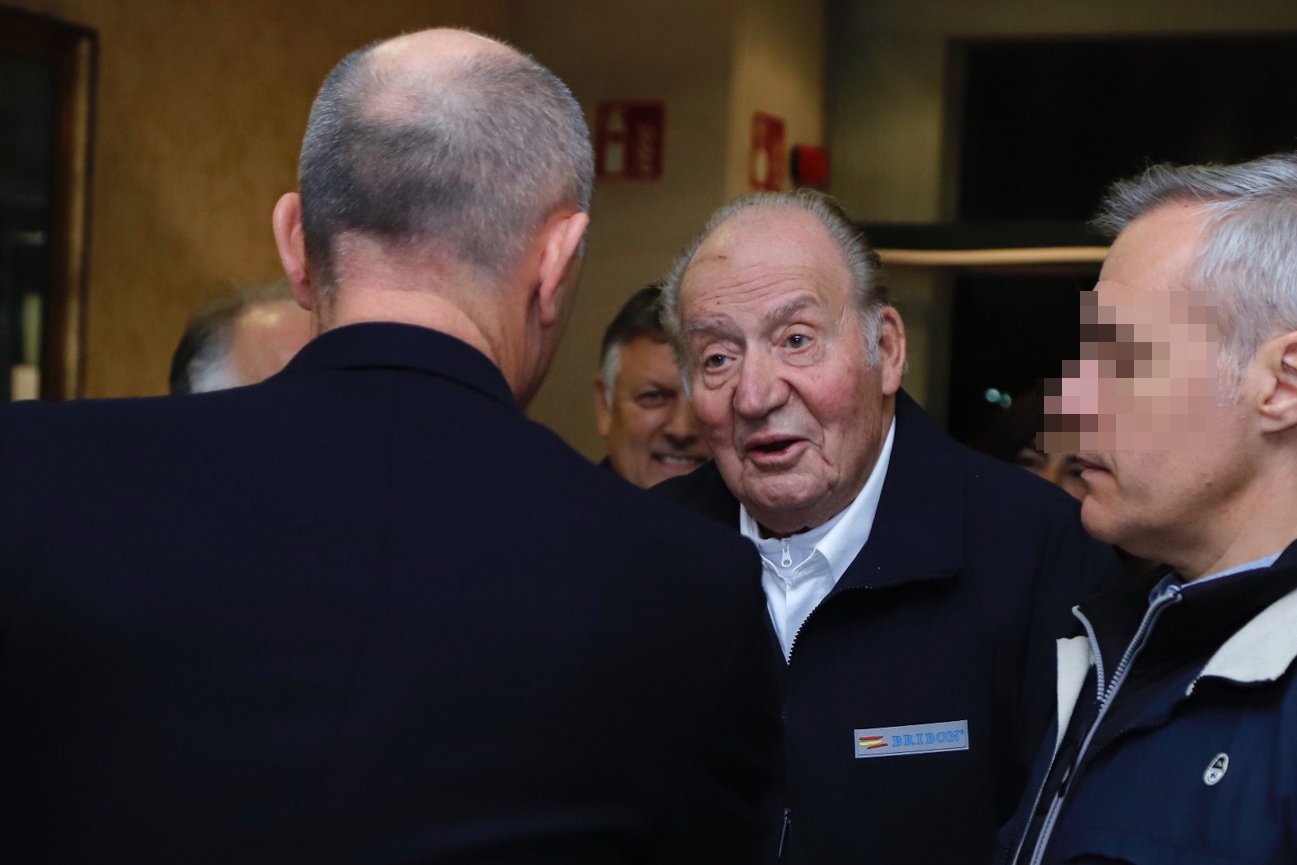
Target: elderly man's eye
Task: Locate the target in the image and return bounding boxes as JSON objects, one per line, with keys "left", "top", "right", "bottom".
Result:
{"left": 703, "top": 353, "right": 731, "bottom": 370}
{"left": 785, "top": 333, "right": 811, "bottom": 349}
{"left": 635, "top": 389, "right": 670, "bottom": 408}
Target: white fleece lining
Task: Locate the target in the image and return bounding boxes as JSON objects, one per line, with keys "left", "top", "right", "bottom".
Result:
{"left": 1194, "top": 585, "right": 1297, "bottom": 691}
{"left": 1055, "top": 635, "right": 1093, "bottom": 753}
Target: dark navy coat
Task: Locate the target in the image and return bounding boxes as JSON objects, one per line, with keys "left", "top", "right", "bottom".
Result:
{"left": 0, "top": 323, "right": 778, "bottom": 864}
{"left": 658, "top": 391, "right": 1116, "bottom": 865}
{"left": 1000, "top": 544, "right": 1297, "bottom": 865}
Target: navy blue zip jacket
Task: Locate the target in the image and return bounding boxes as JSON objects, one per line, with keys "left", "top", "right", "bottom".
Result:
{"left": 0, "top": 323, "right": 779, "bottom": 864}
{"left": 1000, "top": 541, "right": 1297, "bottom": 865}
{"left": 658, "top": 391, "right": 1117, "bottom": 865}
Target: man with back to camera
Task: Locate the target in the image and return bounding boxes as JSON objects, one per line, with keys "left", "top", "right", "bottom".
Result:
{"left": 169, "top": 282, "right": 312, "bottom": 394}
{"left": 0, "top": 29, "right": 778, "bottom": 864}
{"left": 655, "top": 189, "right": 1117, "bottom": 865}
{"left": 1001, "top": 153, "right": 1297, "bottom": 864}
{"left": 595, "top": 283, "right": 709, "bottom": 486}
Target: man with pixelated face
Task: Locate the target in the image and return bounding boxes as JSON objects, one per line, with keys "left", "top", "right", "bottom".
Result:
{"left": 1006, "top": 153, "right": 1297, "bottom": 864}
{"left": 656, "top": 190, "right": 1114, "bottom": 865}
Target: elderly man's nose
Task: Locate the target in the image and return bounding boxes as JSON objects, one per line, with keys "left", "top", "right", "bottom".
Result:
{"left": 732, "top": 352, "right": 788, "bottom": 419}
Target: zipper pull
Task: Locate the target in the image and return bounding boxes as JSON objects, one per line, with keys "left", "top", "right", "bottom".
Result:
{"left": 781, "top": 539, "right": 792, "bottom": 567}
{"left": 777, "top": 807, "right": 792, "bottom": 860}
{"left": 1056, "top": 762, "right": 1073, "bottom": 798}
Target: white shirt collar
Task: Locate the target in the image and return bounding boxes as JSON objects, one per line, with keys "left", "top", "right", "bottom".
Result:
{"left": 739, "top": 416, "right": 895, "bottom": 584}
{"left": 740, "top": 418, "right": 897, "bottom": 659}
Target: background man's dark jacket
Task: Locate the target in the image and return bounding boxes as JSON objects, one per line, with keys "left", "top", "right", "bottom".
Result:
{"left": 0, "top": 323, "right": 778, "bottom": 864}
{"left": 657, "top": 391, "right": 1117, "bottom": 865}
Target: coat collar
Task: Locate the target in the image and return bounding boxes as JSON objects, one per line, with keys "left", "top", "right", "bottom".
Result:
{"left": 665, "top": 390, "right": 966, "bottom": 592}
{"left": 278, "top": 322, "right": 519, "bottom": 413}
{"left": 833, "top": 390, "right": 964, "bottom": 591}
{"left": 1195, "top": 583, "right": 1297, "bottom": 689}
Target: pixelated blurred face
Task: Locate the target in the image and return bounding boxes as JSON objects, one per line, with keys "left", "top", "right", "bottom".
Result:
{"left": 597, "top": 335, "right": 710, "bottom": 488}
{"left": 679, "top": 208, "right": 904, "bottom": 535}
{"left": 1044, "top": 203, "right": 1252, "bottom": 559}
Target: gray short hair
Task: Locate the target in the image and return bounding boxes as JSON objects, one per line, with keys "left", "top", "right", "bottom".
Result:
{"left": 660, "top": 190, "right": 888, "bottom": 385}
{"left": 299, "top": 34, "right": 594, "bottom": 289}
{"left": 170, "top": 283, "right": 293, "bottom": 395}
{"left": 1094, "top": 152, "right": 1297, "bottom": 383}
{"left": 598, "top": 284, "right": 669, "bottom": 408}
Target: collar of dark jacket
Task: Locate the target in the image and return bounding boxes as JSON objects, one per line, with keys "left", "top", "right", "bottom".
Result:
{"left": 1076, "top": 538, "right": 1297, "bottom": 688}
{"left": 278, "top": 321, "right": 519, "bottom": 413}
{"left": 663, "top": 390, "right": 965, "bottom": 592}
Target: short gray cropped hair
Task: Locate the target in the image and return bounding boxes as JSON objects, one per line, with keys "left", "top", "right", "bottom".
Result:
{"left": 1094, "top": 152, "right": 1297, "bottom": 383}
{"left": 299, "top": 34, "right": 594, "bottom": 289}
{"left": 660, "top": 190, "right": 888, "bottom": 384}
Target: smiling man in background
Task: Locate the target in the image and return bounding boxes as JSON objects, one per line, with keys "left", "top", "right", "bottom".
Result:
{"left": 657, "top": 189, "right": 1115, "bottom": 865}
{"left": 1004, "top": 152, "right": 1297, "bottom": 865}
{"left": 595, "top": 283, "right": 709, "bottom": 486}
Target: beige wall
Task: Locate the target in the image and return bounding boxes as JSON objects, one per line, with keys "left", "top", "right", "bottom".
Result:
{"left": 11, "top": 0, "right": 511, "bottom": 397}
{"left": 519, "top": 0, "right": 826, "bottom": 459}
{"left": 13, "top": 0, "right": 829, "bottom": 461}
{"left": 825, "top": 0, "right": 1297, "bottom": 416}
{"left": 725, "top": 0, "right": 825, "bottom": 198}
{"left": 513, "top": 0, "right": 737, "bottom": 460}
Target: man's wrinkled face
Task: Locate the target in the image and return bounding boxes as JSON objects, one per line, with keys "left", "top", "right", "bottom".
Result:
{"left": 597, "top": 335, "right": 709, "bottom": 488}
{"left": 678, "top": 207, "right": 904, "bottom": 536}
{"left": 1043, "top": 202, "right": 1251, "bottom": 560}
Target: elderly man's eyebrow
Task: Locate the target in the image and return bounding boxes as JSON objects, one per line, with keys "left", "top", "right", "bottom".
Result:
{"left": 762, "top": 297, "right": 815, "bottom": 329}
{"left": 684, "top": 316, "right": 742, "bottom": 340}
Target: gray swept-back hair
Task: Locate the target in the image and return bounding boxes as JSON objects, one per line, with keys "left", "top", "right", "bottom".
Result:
{"left": 598, "top": 284, "right": 669, "bottom": 408}
{"left": 169, "top": 283, "right": 294, "bottom": 395}
{"left": 299, "top": 33, "right": 593, "bottom": 289}
{"left": 660, "top": 190, "right": 889, "bottom": 388}
{"left": 1094, "top": 152, "right": 1297, "bottom": 384}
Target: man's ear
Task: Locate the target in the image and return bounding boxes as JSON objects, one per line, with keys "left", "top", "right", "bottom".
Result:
{"left": 534, "top": 210, "right": 591, "bottom": 327}
{"left": 1257, "top": 330, "right": 1297, "bottom": 433}
{"left": 272, "top": 193, "right": 315, "bottom": 311}
{"left": 876, "top": 306, "right": 907, "bottom": 396}
{"left": 594, "top": 376, "right": 613, "bottom": 437}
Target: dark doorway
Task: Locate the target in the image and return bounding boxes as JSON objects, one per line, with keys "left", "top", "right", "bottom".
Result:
{"left": 945, "top": 33, "right": 1297, "bottom": 446}
{"left": 0, "top": 5, "right": 95, "bottom": 401}
{"left": 946, "top": 270, "right": 1094, "bottom": 446}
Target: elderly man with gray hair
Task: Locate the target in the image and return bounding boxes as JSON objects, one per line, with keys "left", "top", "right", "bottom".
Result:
{"left": 1002, "top": 152, "right": 1297, "bottom": 865}
{"left": 169, "top": 282, "right": 312, "bottom": 394}
{"left": 655, "top": 189, "right": 1115, "bottom": 865}
{"left": 0, "top": 29, "right": 776, "bottom": 864}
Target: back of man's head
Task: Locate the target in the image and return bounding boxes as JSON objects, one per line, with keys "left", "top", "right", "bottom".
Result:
{"left": 298, "top": 30, "right": 594, "bottom": 291}
{"left": 170, "top": 284, "right": 311, "bottom": 394}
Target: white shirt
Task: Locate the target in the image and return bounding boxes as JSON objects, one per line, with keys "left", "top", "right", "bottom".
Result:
{"left": 741, "top": 418, "right": 896, "bottom": 660}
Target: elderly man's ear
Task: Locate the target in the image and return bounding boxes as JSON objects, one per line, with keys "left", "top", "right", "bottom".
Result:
{"left": 876, "top": 306, "right": 907, "bottom": 396}
{"left": 1256, "top": 330, "right": 1297, "bottom": 434}
{"left": 272, "top": 192, "right": 316, "bottom": 312}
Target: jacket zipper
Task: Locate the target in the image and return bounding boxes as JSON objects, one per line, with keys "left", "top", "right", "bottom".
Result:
{"left": 780, "top": 582, "right": 873, "bottom": 860}
{"left": 777, "top": 807, "right": 792, "bottom": 860}
{"left": 1014, "top": 584, "right": 1183, "bottom": 865}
